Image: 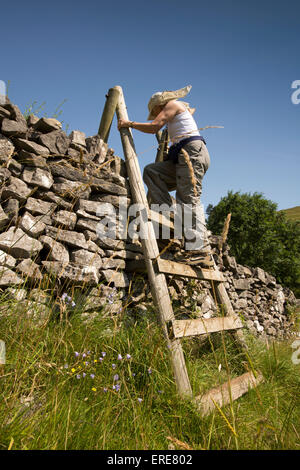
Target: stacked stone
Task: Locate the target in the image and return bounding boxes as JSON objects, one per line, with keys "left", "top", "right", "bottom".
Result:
{"left": 0, "top": 98, "right": 143, "bottom": 291}
{"left": 0, "top": 98, "right": 298, "bottom": 339}
{"left": 162, "top": 235, "right": 297, "bottom": 340}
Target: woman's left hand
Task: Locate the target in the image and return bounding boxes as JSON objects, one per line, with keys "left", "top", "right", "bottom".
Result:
{"left": 118, "top": 119, "right": 131, "bottom": 130}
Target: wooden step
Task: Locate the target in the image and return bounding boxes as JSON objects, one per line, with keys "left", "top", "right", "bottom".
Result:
{"left": 170, "top": 315, "right": 244, "bottom": 339}
{"left": 194, "top": 371, "right": 264, "bottom": 416}
{"left": 156, "top": 258, "right": 225, "bottom": 282}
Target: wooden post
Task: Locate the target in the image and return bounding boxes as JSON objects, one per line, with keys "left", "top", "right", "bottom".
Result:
{"left": 115, "top": 85, "right": 192, "bottom": 397}
{"left": 98, "top": 87, "right": 120, "bottom": 143}
{"left": 155, "top": 128, "right": 168, "bottom": 163}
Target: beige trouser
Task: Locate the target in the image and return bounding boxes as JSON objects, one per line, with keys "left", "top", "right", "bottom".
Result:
{"left": 143, "top": 140, "right": 210, "bottom": 250}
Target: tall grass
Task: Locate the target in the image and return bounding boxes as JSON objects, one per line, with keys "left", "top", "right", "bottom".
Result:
{"left": 0, "top": 286, "right": 299, "bottom": 450}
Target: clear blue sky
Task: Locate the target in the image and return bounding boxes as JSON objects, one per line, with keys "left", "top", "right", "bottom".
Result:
{"left": 1, "top": 0, "right": 299, "bottom": 212}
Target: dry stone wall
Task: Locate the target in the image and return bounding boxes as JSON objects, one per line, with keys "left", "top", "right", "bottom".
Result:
{"left": 0, "top": 98, "right": 298, "bottom": 339}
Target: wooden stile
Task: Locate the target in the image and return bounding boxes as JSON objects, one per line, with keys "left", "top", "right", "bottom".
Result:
{"left": 98, "top": 87, "right": 121, "bottom": 143}
{"left": 194, "top": 371, "right": 264, "bottom": 416}
{"left": 115, "top": 86, "right": 192, "bottom": 397}
{"left": 171, "top": 316, "right": 244, "bottom": 339}
{"left": 110, "top": 84, "right": 262, "bottom": 415}
{"left": 156, "top": 258, "right": 225, "bottom": 282}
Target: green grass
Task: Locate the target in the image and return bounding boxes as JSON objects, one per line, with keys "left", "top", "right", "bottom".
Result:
{"left": 0, "top": 288, "right": 299, "bottom": 450}
{"left": 279, "top": 206, "right": 300, "bottom": 223}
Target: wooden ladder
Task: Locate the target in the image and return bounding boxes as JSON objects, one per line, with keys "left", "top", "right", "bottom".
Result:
{"left": 100, "top": 86, "right": 263, "bottom": 416}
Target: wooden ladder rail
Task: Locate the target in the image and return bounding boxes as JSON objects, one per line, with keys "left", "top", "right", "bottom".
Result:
{"left": 103, "top": 85, "right": 263, "bottom": 415}
{"left": 115, "top": 85, "right": 192, "bottom": 397}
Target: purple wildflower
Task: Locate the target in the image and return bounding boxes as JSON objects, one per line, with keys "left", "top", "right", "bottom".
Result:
{"left": 64, "top": 364, "right": 69, "bottom": 369}
{"left": 101, "top": 352, "right": 106, "bottom": 357}
{"left": 113, "top": 374, "right": 119, "bottom": 381}
{"left": 117, "top": 354, "right": 122, "bottom": 361}
{"left": 103, "top": 388, "right": 108, "bottom": 393}
{"left": 82, "top": 373, "right": 86, "bottom": 378}
{"left": 75, "top": 351, "right": 80, "bottom": 357}
{"left": 76, "top": 374, "right": 81, "bottom": 379}
{"left": 90, "top": 374, "right": 95, "bottom": 379}
{"left": 112, "top": 364, "right": 116, "bottom": 370}
{"left": 148, "top": 368, "right": 152, "bottom": 374}
{"left": 82, "top": 353, "right": 87, "bottom": 358}
{"left": 113, "top": 384, "right": 121, "bottom": 392}
{"left": 126, "top": 354, "right": 131, "bottom": 359}
{"left": 138, "top": 398, "right": 143, "bottom": 403}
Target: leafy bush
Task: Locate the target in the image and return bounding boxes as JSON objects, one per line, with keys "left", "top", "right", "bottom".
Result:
{"left": 206, "top": 191, "right": 300, "bottom": 296}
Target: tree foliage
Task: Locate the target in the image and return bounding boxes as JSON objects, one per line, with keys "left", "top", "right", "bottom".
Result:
{"left": 206, "top": 191, "right": 300, "bottom": 296}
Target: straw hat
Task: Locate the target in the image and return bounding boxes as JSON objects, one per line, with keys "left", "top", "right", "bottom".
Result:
{"left": 147, "top": 85, "right": 192, "bottom": 120}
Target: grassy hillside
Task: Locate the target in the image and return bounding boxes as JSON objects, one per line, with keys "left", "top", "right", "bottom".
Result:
{"left": 0, "top": 289, "right": 299, "bottom": 450}
{"left": 280, "top": 206, "right": 300, "bottom": 222}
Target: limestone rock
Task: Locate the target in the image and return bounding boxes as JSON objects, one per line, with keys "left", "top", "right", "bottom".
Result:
{"left": 25, "top": 197, "right": 56, "bottom": 216}
{"left": 51, "top": 210, "right": 77, "bottom": 230}
{"left": 16, "top": 259, "right": 43, "bottom": 280}
{"left": 18, "top": 150, "right": 48, "bottom": 168}
{"left": 233, "top": 279, "right": 251, "bottom": 290}
{"left": 14, "top": 138, "right": 50, "bottom": 156}
{"left": 0, "top": 250, "right": 16, "bottom": 268}
{"left": 0, "top": 227, "right": 43, "bottom": 258}
{"left": 3, "top": 198, "right": 19, "bottom": 223}
{"left": 38, "top": 130, "right": 69, "bottom": 154}
{"left": 85, "top": 135, "right": 107, "bottom": 163}
{"left": 8, "top": 158, "right": 23, "bottom": 177}
{"left": 1, "top": 177, "right": 31, "bottom": 202}
{"left": 101, "top": 258, "right": 125, "bottom": 270}
{"left": 35, "top": 190, "right": 73, "bottom": 210}
{"left": 255, "top": 267, "right": 266, "bottom": 284}
{"left": 27, "top": 114, "right": 39, "bottom": 127}
{"left": 69, "top": 130, "right": 86, "bottom": 147}
{"left": 52, "top": 178, "right": 91, "bottom": 199}
{"left": 70, "top": 249, "right": 102, "bottom": 268}
{"left": 45, "top": 226, "right": 88, "bottom": 249}
{"left": 0, "top": 267, "right": 23, "bottom": 286}
{"left": 3, "top": 103, "right": 27, "bottom": 125}
{"left": 0, "top": 134, "right": 14, "bottom": 162}
{"left": 1, "top": 118, "right": 27, "bottom": 137}
{"left": 34, "top": 117, "right": 62, "bottom": 133}
{"left": 39, "top": 235, "right": 70, "bottom": 263}
{"left": 42, "top": 261, "right": 99, "bottom": 285}
{"left": 23, "top": 167, "right": 54, "bottom": 189}
{"left": 19, "top": 212, "right": 46, "bottom": 238}
{"left": 101, "top": 269, "right": 129, "bottom": 287}
{"left": 0, "top": 106, "right": 11, "bottom": 120}
{"left": 0, "top": 205, "right": 9, "bottom": 229}
{"left": 0, "top": 167, "right": 11, "bottom": 183}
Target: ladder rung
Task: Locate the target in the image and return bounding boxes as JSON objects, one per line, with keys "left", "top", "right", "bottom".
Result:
{"left": 171, "top": 316, "right": 244, "bottom": 339}
{"left": 194, "top": 371, "right": 264, "bottom": 416}
{"left": 156, "top": 258, "right": 225, "bottom": 282}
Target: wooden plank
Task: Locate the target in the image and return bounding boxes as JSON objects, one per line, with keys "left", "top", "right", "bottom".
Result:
{"left": 98, "top": 87, "right": 120, "bottom": 143}
{"left": 194, "top": 371, "right": 264, "bottom": 417}
{"left": 172, "top": 316, "right": 244, "bottom": 339}
{"left": 156, "top": 258, "right": 225, "bottom": 282}
{"left": 215, "top": 281, "right": 248, "bottom": 350}
{"left": 155, "top": 128, "right": 168, "bottom": 163}
{"left": 116, "top": 86, "right": 192, "bottom": 397}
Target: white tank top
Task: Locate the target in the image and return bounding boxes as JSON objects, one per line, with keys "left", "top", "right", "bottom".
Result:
{"left": 167, "top": 109, "right": 200, "bottom": 144}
